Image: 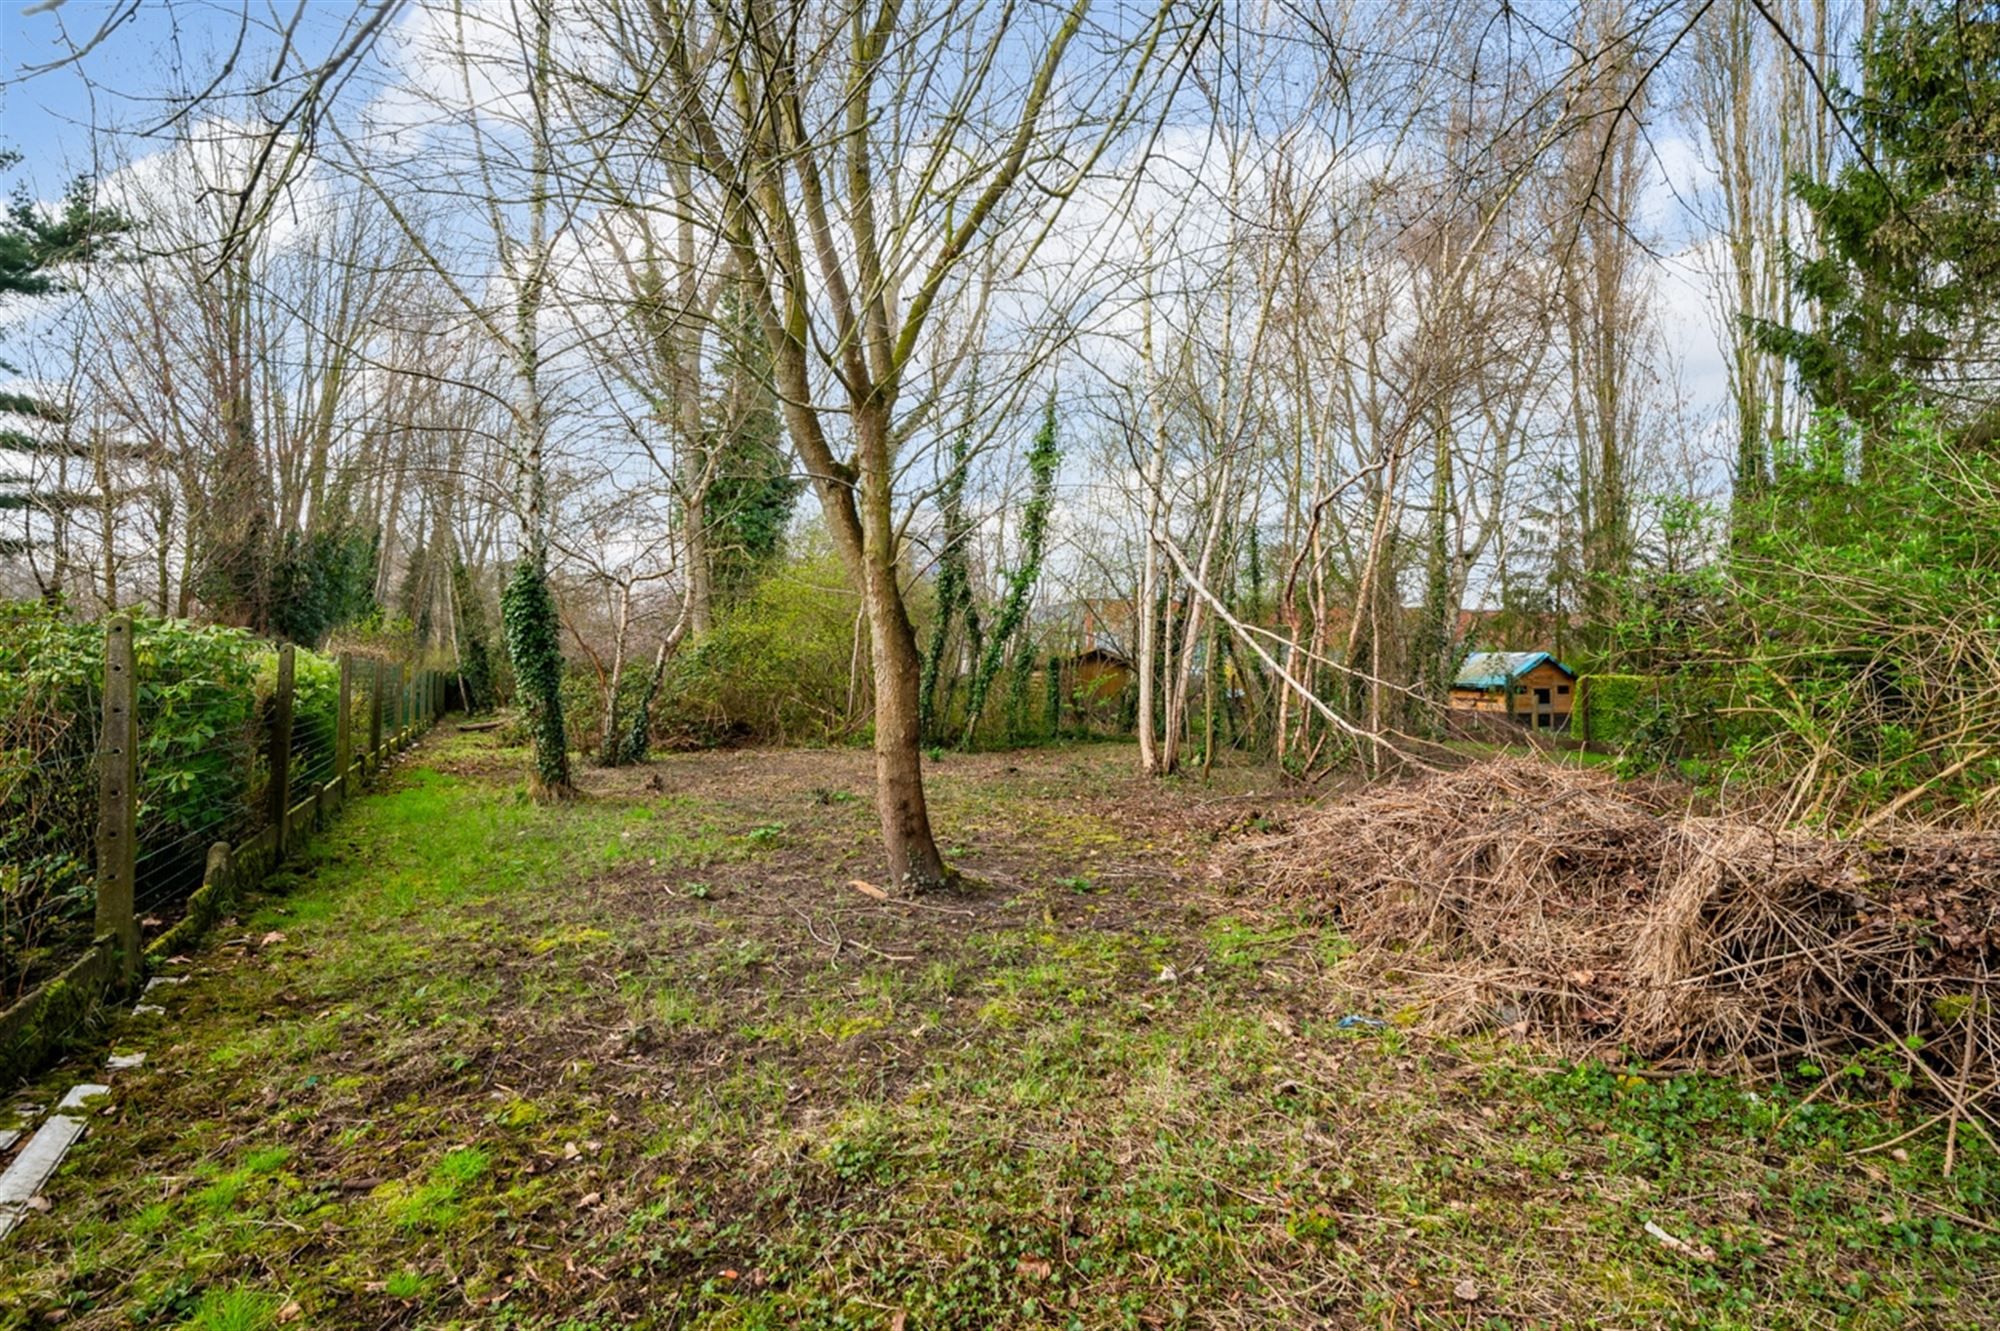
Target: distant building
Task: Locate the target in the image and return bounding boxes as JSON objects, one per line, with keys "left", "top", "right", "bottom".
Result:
{"left": 1068, "top": 645, "right": 1133, "bottom": 701}
{"left": 1450, "top": 651, "right": 1576, "bottom": 730}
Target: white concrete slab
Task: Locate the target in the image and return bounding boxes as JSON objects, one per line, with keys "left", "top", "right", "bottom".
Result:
{"left": 0, "top": 1083, "right": 109, "bottom": 1241}
{"left": 53, "top": 1085, "right": 105, "bottom": 1112}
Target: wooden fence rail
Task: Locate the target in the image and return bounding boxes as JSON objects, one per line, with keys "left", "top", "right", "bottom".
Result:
{"left": 0, "top": 633, "right": 442, "bottom": 1086}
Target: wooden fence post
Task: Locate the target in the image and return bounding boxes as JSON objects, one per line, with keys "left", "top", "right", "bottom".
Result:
{"left": 270, "top": 644, "right": 295, "bottom": 858}
{"left": 369, "top": 657, "right": 384, "bottom": 761}
{"left": 94, "top": 615, "right": 139, "bottom": 986}
{"left": 337, "top": 652, "right": 354, "bottom": 796}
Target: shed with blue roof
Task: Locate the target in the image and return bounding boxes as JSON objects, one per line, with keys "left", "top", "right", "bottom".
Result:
{"left": 1449, "top": 651, "right": 1577, "bottom": 730}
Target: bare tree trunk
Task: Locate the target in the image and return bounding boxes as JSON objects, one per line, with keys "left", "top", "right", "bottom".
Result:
{"left": 856, "top": 406, "right": 948, "bottom": 889}
{"left": 673, "top": 157, "right": 713, "bottom": 637}
{"left": 1136, "top": 258, "right": 1171, "bottom": 775}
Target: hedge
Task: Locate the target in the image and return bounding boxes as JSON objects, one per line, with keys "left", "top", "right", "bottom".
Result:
{"left": 1575, "top": 673, "right": 1662, "bottom": 748}
{"left": 1, "top": 603, "right": 344, "bottom": 993}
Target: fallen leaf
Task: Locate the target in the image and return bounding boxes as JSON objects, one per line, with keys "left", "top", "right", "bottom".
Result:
{"left": 890, "top": 1313, "right": 907, "bottom": 1331}
{"left": 275, "top": 1301, "right": 303, "bottom": 1324}
{"left": 1454, "top": 1279, "right": 1479, "bottom": 1303}
{"left": 25, "top": 1195, "right": 50, "bottom": 1213}
{"left": 579, "top": 1192, "right": 601, "bottom": 1208}
{"left": 260, "top": 931, "right": 287, "bottom": 946}
{"left": 1016, "top": 1257, "right": 1052, "bottom": 1280}
{"left": 848, "top": 878, "right": 889, "bottom": 902}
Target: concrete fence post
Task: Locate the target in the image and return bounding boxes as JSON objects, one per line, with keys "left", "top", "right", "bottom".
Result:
{"left": 94, "top": 615, "right": 139, "bottom": 986}
{"left": 270, "top": 644, "right": 295, "bottom": 858}
{"left": 202, "top": 841, "right": 234, "bottom": 924}
{"left": 337, "top": 652, "right": 354, "bottom": 795}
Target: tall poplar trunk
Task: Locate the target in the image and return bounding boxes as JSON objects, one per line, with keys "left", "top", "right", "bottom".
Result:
{"left": 1136, "top": 259, "right": 1172, "bottom": 776}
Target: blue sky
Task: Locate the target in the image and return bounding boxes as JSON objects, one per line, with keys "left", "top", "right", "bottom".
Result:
{"left": 2, "top": 0, "right": 368, "bottom": 189}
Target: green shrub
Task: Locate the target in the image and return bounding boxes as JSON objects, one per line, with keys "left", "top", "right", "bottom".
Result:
{"left": 654, "top": 552, "right": 863, "bottom": 747}
{"left": 1576, "top": 673, "right": 1659, "bottom": 748}
{"left": 1720, "top": 404, "right": 2000, "bottom": 821}
{"left": 557, "top": 662, "right": 657, "bottom": 762}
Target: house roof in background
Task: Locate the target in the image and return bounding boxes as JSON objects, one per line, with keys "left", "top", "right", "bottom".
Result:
{"left": 1452, "top": 651, "right": 1574, "bottom": 690}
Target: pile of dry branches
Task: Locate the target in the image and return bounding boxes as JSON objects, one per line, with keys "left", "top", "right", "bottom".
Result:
{"left": 1255, "top": 759, "right": 2000, "bottom": 1153}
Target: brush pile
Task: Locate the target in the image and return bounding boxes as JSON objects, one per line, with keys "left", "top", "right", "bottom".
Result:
{"left": 1254, "top": 759, "right": 2000, "bottom": 1115}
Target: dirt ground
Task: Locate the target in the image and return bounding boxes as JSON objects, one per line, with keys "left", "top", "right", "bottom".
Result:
{"left": 1, "top": 730, "right": 1994, "bottom": 1329}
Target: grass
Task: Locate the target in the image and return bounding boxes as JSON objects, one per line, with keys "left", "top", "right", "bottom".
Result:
{"left": 1442, "top": 737, "right": 1619, "bottom": 768}
{"left": 0, "top": 730, "right": 1994, "bottom": 1328}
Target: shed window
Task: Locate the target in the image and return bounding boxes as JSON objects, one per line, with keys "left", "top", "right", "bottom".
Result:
{"left": 1557, "top": 684, "right": 1570, "bottom": 695}
{"left": 1534, "top": 687, "right": 1551, "bottom": 706}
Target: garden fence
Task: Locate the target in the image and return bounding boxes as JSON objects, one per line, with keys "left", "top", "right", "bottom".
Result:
{"left": 0, "top": 616, "right": 444, "bottom": 1082}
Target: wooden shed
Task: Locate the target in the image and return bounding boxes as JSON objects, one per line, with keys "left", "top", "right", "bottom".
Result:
{"left": 1450, "top": 651, "right": 1577, "bottom": 731}
{"left": 1068, "top": 646, "right": 1133, "bottom": 702}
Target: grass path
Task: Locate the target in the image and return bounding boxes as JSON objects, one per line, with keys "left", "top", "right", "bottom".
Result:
{"left": 1, "top": 730, "right": 1995, "bottom": 1329}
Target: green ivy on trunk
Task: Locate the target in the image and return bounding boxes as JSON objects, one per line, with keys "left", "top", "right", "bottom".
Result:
{"left": 958, "top": 399, "right": 1060, "bottom": 747}
{"left": 501, "top": 558, "right": 573, "bottom": 797}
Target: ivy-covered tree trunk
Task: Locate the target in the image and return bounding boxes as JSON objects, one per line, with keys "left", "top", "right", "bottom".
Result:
{"left": 919, "top": 382, "right": 979, "bottom": 745}
{"left": 500, "top": 0, "right": 571, "bottom": 800}
{"left": 1413, "top": 414, "right": 1458, "bottom": 735}
{"left": 1044, "top": 653, "right": 1062, "bottom": 740}
{"left": 450, "top": 557, "right": 496, "bottom": 712}
{"left": 503, "top": 556, "right": 572, "bottom": 797}
{"left": 958, "top": 402, "right": 1060, "bottom": 747}
{"left": 613, "top": 632, "right": 677, "bottom": 766}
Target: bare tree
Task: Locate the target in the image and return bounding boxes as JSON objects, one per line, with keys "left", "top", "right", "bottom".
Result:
{"left": 577, "top": 0, "right": 1192, "bottom": 888}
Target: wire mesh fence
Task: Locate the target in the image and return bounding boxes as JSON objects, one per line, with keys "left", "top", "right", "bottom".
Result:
{"left": 2, "top": 615, "right": 438, "bottom": 999}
